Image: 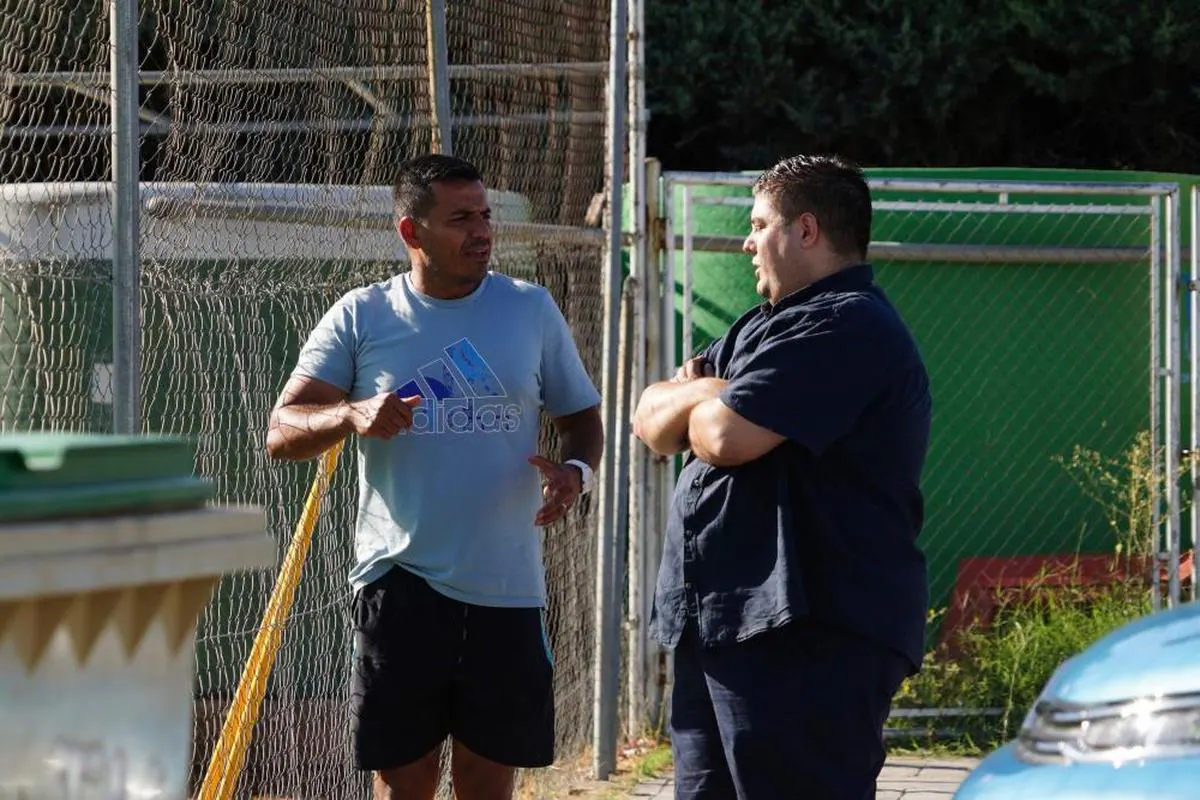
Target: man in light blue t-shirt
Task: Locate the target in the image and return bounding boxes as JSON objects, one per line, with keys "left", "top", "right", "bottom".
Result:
{"left": 266, "top": 154, "right": 603, "bottom": 800}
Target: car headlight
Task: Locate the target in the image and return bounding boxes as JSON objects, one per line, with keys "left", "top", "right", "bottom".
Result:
{"left": 1017, "top": 693, "right": 1200, "bottom": 765}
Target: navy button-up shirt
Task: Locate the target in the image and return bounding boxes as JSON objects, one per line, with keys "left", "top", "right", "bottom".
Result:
{"left": 649, "top": 264, "right": 931, "bottom": 670}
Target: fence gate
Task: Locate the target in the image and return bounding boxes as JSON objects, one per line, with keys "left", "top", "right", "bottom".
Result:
{"left": 625, "top": 171, "right": 1189, "bottom": 734}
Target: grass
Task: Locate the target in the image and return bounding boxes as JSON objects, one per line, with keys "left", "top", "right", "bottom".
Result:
{"left": 632, "top": 742, "right": 673, "bottom": 779}
{"left": 888, "top": 738, "right": 985, "bottom": 759}
{"left": 889, "top": 430, "right": 1170, "bottom": 752}
{"left": 892, "top": 569, "right": 1152, "bottom": 751}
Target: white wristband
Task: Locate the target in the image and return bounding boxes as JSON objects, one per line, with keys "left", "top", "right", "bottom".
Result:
{"left": 564, "top": 459, "right": 594, "bottom": 494}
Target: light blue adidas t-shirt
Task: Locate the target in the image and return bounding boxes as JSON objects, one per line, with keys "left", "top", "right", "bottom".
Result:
{"left": 292, "top": 271, "right": 601, "bottom": 607}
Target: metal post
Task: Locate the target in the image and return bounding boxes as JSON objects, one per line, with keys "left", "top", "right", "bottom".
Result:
{"left": 662, "top": 172, "right": 1176, "bottom": 196}
{"left": 662, "top": 177, "right": 677, "bottom": 376}
{"left": 642, "top": 157, "right": 666, "bottom": 730}
{"left": 1191, "top": 186, "right": 1200, "bottom": 601}
{"left": 624, "top": 0, "right": 649, "bottom": 741}
{"left": 681, "top": 185, "right": 694, "bottom": 361}
{"left": 660, "top": 177, "right": 678, "bottom": 672}
{"left": 626, "top": 277, "right": 646, "bottom": 740}
{"left": 110, "top": 0, "right": 141, "bottom": 434}
{"left": 425, "top": 0, "right": 453, "bottom": 155}
{"left": 1150, "top": 196, "right": 1162, "bottom": 610}
{"left": 1166, "top": 188, "right": 1182, "bottom": 607}
{"left": 592, "top": 0, "right": 628, "bottom": 779}
{"left": 613, "top": 273, "right": 634, "bottom": 732}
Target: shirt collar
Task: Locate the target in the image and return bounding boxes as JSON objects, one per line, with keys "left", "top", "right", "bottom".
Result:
{"left": 762, "top": 262, "right": 875, "bottom": 316}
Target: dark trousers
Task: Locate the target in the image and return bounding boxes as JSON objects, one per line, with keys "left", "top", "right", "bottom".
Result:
{"left": 670, "top": 619, "right": 910, "bottom": 800}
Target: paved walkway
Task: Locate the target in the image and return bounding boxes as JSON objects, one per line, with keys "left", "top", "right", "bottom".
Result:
{"left": 627, "top": 757, "right": 977, "bottom": 799}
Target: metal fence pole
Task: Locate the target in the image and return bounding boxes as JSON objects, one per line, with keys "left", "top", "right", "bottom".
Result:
{"left": 425, "top": 0, "right": 453, "bottom": 155}
{"left": 681, "top": 185, "right": 693, "bottom": 362}
{"left": 110, "top": 0, "right": 141, "bottom": 434}
{"left": 1191, "top": 186, "right": 1200, "bottom": 600}
{"left": 1166, "top": 187, "right": 1182, "bottom": 607}
{"left": 592, "top": 0, "right": 628, "bottom": 779}
{"left": 644, "top": 158, "right": 667, "bottom": 730}
{"left": 1151, "top": 196, "right": 1163, "bottom": 611}
{"left": 624, "top": 0, "right": 649, "bottom": 741}
{"left": 661, "top": 176, "right": 676, "bottom": 379}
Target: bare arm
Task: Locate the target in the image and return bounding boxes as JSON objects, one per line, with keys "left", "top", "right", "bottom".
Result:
{"left": 633, "top": 377, "right": 726, "bottom": 456}
{"left": 688, "top": 398, "right": 787, "bottom": 467}
{"left": 266, "top": 376, "right": 351, "bottom": 461}
{"left": 553, "top": 404, "right": 604, "bottom": 472}
{"left": 265, "top": 375, "right": 421, "bottom": 461}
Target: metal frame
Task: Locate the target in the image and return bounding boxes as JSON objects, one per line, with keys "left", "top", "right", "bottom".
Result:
{"left": 141, "top": 195, "right": 604, "bottom": 246}
{"left": 1151, "top": 196, "right": 1164, "bottom": 609}
{"left": 591, "top": 0, "right": 628, "bottom": 780}
{"left": 1192, "top": 186, "right": 1200, "bottom": 600}
{"left": 1165, "top": 188, "right": 1183, "bottom": 607}
{"left": 3, "top": 62, "right": 607, "bottom": 140}
{"left": 637, "top": 172, "right": 1187, "bottom": 712}
{"left": 424, "top": 0, "right": 453, "bottom": 156}
{"left": 622, "top": 0, "right": 657, "bottom": 744}
{"left": 110, "top": 0, "right": 140, "bottom": 434}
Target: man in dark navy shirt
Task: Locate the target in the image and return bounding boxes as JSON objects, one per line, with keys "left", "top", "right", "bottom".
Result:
{"left": 633, "top": 154, "right": 931, "bottom": 800}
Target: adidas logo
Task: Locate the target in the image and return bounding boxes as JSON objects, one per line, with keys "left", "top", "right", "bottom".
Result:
{"left": 395, "top": 338, "right": 522, "bottom": 435}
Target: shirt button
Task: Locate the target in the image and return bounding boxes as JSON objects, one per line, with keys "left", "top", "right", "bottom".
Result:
{"left": 692, "top": 478, "right": 702, "bottom": 488}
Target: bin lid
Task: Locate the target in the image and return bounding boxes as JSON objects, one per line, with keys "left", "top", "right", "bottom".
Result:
{"left": 0, "top": 433, "right": 213, "bottom": 522}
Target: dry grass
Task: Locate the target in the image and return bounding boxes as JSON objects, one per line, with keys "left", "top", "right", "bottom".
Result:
{"left": 515, "top": 737, "right": 672, "bottom": 800}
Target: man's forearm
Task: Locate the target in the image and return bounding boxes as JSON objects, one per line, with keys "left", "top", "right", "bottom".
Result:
{"left": 555, "top": 406, "right": 604, "bottom": 469}
{"left": 633, "top": 378, "right": 727, "bottom": 456}
{"left": 266, "top": 402, "right": 353, "bottom": 461}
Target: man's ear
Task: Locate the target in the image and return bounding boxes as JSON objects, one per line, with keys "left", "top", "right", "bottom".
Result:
{"left": 397, "top": 216, "right": 422, "bottom": 250}
{"left": 793, "top": 211, "right": 820, "bottom": 249}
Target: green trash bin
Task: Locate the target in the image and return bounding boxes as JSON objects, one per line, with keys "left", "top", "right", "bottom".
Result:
{"left": 0, "top": 432, "right": 213, "bottom": 521}
{"left": 0, "top": 432, "right": 269, "bottom": 800}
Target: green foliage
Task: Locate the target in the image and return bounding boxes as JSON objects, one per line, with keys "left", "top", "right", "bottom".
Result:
{"left": 1054, "top": 430, "right": 1165, "bottom": 558}
{"left": 647, "top": 0, "right": 1200, "bottom": 171}
{"left": 896, "top": 580, "right": 1150, "bottom": 750}
{"left": 634, "top": 743, "right": 674, "bottom": 779}
{"left": 894, "top": 432, "right": 1161, "bottom": 749}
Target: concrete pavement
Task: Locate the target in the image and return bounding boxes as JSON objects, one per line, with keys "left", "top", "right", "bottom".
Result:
{"left": 627, "top": 757, "right": 978, "bottom": 799}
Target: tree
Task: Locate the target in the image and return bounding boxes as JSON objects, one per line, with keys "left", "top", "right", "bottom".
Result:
{"left": 646, "top": 0, "right": 1200, "bottom": 172}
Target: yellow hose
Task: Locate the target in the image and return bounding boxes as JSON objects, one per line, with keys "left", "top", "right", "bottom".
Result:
{"left": 197, "top": 441, "right": 343, "bottom": 799}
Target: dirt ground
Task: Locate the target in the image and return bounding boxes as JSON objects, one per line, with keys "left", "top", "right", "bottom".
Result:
{"left": 514, "top": 737, "right": 671, "bottom": 800}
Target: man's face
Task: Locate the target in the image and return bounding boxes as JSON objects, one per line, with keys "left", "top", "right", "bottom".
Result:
{"left": 743, "top": 192, "right": 809, "bottom": 303}
{"left": 403, "top": 179, "right": 493, "bottom": 286}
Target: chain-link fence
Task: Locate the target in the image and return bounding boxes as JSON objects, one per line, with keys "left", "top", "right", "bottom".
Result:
{"left": 1, "top": 0, "right": 614, "bottom": 795}
{"left": 636, "top": 170, "right": 1188, "bottom": 738}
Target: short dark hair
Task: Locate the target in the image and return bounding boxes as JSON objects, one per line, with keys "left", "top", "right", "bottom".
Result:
{"left": 753, "top": 154, "right": 872, "bottom": 258}
{"left": 393, "top": 154, "right": 484, "bottom": 219}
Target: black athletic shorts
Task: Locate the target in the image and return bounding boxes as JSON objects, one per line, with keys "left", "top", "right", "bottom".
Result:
{"left": 350, "top": 565, "right": 555, "bottom": 771}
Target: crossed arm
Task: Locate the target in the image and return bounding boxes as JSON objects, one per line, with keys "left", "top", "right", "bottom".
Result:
{"left": 632, "top": 358, "right": 785, "bottom": 467}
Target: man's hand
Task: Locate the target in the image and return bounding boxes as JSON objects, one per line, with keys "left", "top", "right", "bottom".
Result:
{"left": 672, "top": 356, "right": 716, "bottom": 383}
{"left": 345, "top": 392, "right": 423, "bottom": 439}
{"left": 529, "top": 454, "right": 583, "bottom": 527}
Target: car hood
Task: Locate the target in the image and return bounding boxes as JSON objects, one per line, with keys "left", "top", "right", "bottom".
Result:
{"left": 1043, "top": 602, "right": 1200, "bottom": 706}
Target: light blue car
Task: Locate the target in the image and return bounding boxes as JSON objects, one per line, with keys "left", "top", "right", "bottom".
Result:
{"left": 953, "top": 601, "right": 1200, "bottom": 800}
